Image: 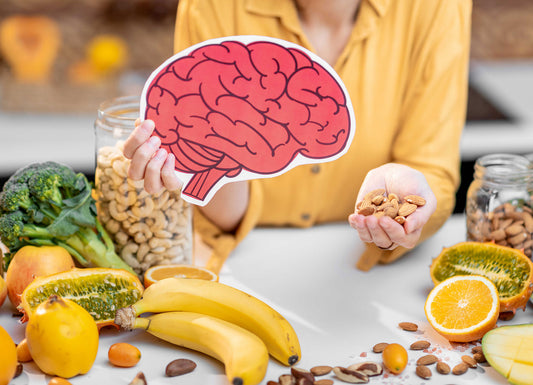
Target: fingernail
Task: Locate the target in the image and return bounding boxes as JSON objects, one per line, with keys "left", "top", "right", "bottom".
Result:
{"left": 148, "top": 136, "right": 160, "bottom": 146}
{"left": 154, "top": 149, "right": 166, "bottom": 159}
{"left": 142, "top": 119, "right": 155, "bottom": 130}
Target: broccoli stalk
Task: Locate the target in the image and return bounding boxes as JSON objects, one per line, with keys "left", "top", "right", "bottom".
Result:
{"left": 0, "top": 162, "right": 134, "bottom": 273}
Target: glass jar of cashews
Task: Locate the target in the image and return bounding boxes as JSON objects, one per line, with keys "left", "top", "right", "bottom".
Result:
{"left": 94, "top": 95, "right": 193, "bottom": 275}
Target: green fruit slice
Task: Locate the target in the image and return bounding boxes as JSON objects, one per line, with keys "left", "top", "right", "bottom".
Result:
{"left": 20, "top": 267, "right": 143, "bottom": 328}
{"left": 483, "top": 324, "right": 533, "bottom": 385}
{"left": 430, "top": 242, "right": 533, "bottom": 312}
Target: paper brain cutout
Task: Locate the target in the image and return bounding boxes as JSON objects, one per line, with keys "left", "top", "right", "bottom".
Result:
{"left": 141, "top": 36, "right": 355, "bottom": 205}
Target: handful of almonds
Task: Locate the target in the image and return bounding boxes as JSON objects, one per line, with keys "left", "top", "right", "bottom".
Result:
{"left": 356, "top": 189, "right": 426, "bottom": 225}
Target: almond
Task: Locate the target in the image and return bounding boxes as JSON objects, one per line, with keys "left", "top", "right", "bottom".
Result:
{"left": 452, "top": 362, "right": 469, "bottom": 375}
{"left": 410, "top": 340, "right": 431, "bottom": 350}
{"left": 416, "top": 355, "right": 438, "bottom": 366}
{"left": 398, "top": 321, "right": 418, "bottom": 332}
{"left": 310, "top": 366, "right": 333, "bottom": 376}
{"left": 404, "top": 195, "right": 426, "bottom": 206}
{"left": 436, "top": 361, "right": 450, "bottom": 375}
{"left": 505, "top": 224, "right": 525, "bottom": 236}
{"left": 394, "top": 216, "right": 406, "bottom": 225}
{"left": 461, "top": 355, "right": 477, "bottom": 368}
{"left": 372, "top": 342, "right": 389, "bottom": 353}
{"left": 358, "top": 206, "right": 375, "bottom": 216}
{"left": 398, "top": 203, "right": 417, "bottom": 217}
{"left": 371, "top": 195, "right": 385, "bottom": 205}
{"left": 415, "top": 365, "right": 432, "bottom": 380}
{"left": 471, "top": 346, "right": 483, "bottom": 354}
{"left": 474, "top": 352, "right": 487, "bottom": 363}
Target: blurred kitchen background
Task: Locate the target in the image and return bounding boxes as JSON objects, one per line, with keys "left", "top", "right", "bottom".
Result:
{"left": 0, "top": 0, "right": 532, "bottom": 213}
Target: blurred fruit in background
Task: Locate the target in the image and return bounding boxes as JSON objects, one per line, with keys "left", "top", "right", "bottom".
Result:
{"left": 87, "top": 34, "right": 128, "bottom": 76}
{"left": 69, "top": 34, "right": 128, "bottom": 84}
{"left": 0, "top": 15, "right": 60, "bottom": 83}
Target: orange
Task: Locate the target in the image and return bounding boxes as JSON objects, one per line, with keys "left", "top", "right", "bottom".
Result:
{"left": 143, "top": 264, "right": 218, "bottom": 288}
{"left": 430, "top": 242, "right": 533, "bottom": 313}
{"left": 0, "top": 325, "right": 17, "bottom": 385}
{"left": 425, "top": 275, "right": 500, "bottom": 342}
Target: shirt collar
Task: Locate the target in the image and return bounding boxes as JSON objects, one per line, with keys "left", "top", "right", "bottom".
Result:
{"left": 245, "top": 0, "right": 391, "bottom": 40}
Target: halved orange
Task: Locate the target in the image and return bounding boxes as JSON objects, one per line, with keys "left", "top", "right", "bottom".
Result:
{"left": 143, "top": 264, "right": 218, "bottom": 288}
{"left": 430, "top": 242, "right": 533, "bottom": 312}
{"left": 425, "top": 275, "right": 500, "bottom": 342}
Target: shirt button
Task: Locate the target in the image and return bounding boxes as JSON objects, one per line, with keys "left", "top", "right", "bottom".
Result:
{"left": 311, "top": 165, "right": 321, "bottom": 174}
{"left": 301, "top": 213, "right": 310, "bottom": 221}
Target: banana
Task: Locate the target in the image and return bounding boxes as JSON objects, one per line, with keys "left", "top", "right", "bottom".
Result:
{"left": 115, "top": 278, "right": 301, "bottom": 366}
{"left": 129, "top": 311, "right": 268, "bottom": 385}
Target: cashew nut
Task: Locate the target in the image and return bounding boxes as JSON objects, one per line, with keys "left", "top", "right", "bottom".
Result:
{"left": 149, "top": 237, "right": 173, "bottom": 250}
{"left": 105, "top": 219, "right": 120, "bottom": 234}
{"left": 120, "top": 243, "right": 141, "bottom": 269}
{"left": 109, "top": 200, "right": 128, "bottom": 221}
{"left": 129, "top": 222, "right": 153, "bottom": 240}
{"left": 131, "top": 197, "right": 155, "bottom": 218}
{"left": 114, "top": 231, "right": 129, "bottom": 246}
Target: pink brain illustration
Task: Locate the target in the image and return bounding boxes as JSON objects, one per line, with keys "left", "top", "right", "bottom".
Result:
{"left": 143, "top": 37, "right": 354, "bottom": 204}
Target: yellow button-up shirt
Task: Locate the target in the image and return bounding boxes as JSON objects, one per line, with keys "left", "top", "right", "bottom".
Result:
{"left": 174, "top": 0, "right": 472, "bottom": 272}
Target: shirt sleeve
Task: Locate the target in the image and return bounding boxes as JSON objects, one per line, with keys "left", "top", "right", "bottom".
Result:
{"left": 379, "top": 0, "right": 472, "bottom": 264}
{"left": 196, "top": 179, "right": 264, "bottom": 274}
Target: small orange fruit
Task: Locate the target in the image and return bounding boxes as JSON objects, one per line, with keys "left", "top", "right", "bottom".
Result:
{"left": 16, "top": 338, "right": 32, "bottom": 362}
{"left": 0, "top": 325, "right": 17, "bottom": 385}
{"left": 108, "top": 342, "right": 141, "bottom": 367}
{"left": 143, "top": 264, "right": 218, "bottom": 288}
{"left": 48, "top": 377, "right": 73, "bottom": 385}
{"left": 425, "top": 275, "right": 500, "bottom": 342}
{"left": 382, "top": 343, "right": 408, "bottom": 374}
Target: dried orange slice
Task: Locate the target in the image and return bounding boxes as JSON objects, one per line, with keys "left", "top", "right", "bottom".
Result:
{"left": 425, "top": 275, "right": 500, "bottom": 342}
{"left": 20, "top": 268, "right": 143, "bottom": 329}
{"left": 143, "top": 264, "right": 218, "bottom": 288}
{"left": 430, "top": 242, "right": 533, "bottom": 312}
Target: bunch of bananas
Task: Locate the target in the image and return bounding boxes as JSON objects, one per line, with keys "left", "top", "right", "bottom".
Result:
{"left": 115, "top": 278, "right": 301, "bottom": 385}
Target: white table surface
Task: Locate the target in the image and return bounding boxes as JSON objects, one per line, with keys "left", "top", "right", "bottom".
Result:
{"left": 1, "top": 214, "right": 529, "bottom": 385}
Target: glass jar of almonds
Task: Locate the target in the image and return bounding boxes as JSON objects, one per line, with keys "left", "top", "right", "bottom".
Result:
{"left": 94, "top": 95, "right": 193, "bottom": 274}
{"left": 466, "top": 153, "right": 533, "bottom": 258}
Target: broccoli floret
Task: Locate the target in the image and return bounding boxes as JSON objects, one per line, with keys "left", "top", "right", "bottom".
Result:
{"left": 0, "top": 161, "right": 134, "bottom": 273}
{"left": 0, "top": 211, "right": 26, "bottom": 250}
{"left": 0, "top": 184, "right": 33, "bottom": 213}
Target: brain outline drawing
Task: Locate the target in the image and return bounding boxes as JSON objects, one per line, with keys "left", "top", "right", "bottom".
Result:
{"left": 141, "top": 35, "right": 355, "bottom": 205}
